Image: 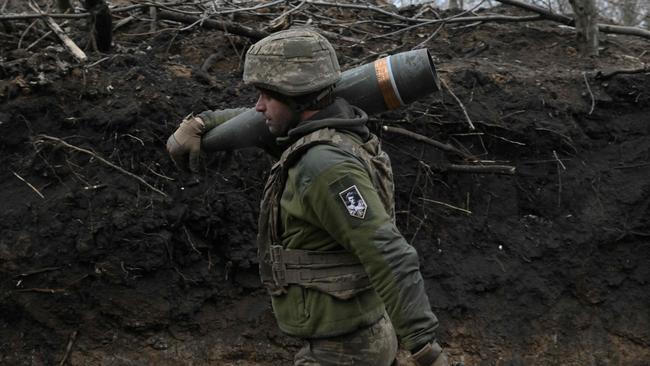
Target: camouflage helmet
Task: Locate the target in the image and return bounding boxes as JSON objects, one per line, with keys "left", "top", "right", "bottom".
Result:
{"left": 243, "top": 27, "right": 341, "bottom": 96}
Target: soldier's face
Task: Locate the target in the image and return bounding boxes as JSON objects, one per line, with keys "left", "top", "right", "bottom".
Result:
{"left": 255, "top": 91, "right": 293, "bottom": 136}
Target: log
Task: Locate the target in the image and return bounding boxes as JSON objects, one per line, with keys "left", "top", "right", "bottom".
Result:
{"left": 495, "top": 0, "right": 650, "bottom": 40}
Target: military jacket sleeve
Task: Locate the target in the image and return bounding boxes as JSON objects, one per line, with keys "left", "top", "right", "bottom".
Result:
{"left": 289, "top": 144, "right": 439, "bottom": 351}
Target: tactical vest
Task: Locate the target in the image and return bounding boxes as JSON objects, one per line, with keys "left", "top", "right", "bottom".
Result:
{"left": 257, "top": 128, "right": 395, "bottom": 299}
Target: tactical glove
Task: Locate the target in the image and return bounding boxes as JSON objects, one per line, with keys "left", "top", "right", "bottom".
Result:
{"left": 410, "top": 341, "right": 449, "bottom": 366}
{"left": 166, "top": 116, "right": 205, "bottom": 173}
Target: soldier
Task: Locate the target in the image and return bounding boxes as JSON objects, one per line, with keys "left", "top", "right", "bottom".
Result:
{"left": 167, "top": 27, "right": 449, "bottom": 366}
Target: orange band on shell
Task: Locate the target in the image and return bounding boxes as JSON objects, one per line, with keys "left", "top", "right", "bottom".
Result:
{"left": 374, "top": 57, "right": 402, "bottom": 110}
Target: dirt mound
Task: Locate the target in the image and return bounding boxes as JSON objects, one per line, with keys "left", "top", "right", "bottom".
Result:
{"left": 1, "top": 2, "right": 649, "bottom": 365}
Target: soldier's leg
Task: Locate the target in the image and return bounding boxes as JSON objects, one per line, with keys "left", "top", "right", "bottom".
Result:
{"left": 294, "top": 314, "right": 398, "bottom": 366}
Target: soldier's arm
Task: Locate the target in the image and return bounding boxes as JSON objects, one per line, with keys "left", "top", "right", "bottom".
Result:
{"left": 167, "top": 107, "right": 279, "bottom": 172}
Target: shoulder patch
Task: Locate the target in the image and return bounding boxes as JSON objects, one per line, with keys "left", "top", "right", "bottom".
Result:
{"left": 339, "top": 185, "right": 367, "bottom": 219}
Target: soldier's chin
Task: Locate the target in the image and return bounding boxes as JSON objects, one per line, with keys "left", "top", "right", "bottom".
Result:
{"left": 266, "top": 122, "right": 281, "bottom": 136}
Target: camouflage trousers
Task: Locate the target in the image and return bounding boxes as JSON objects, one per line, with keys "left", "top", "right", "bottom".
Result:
{"left": 294, "top": 313, "right": 398, "bottom": 366}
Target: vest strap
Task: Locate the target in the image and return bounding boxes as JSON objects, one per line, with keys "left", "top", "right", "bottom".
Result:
{"left": 270, "top": 245, "right": 371, "bottom": 292}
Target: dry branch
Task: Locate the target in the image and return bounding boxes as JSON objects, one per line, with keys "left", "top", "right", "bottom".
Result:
{"left": 58, "top": 330, "right": 78, "bottom": 366}
{"left": 28, "top": 1, "right": 87, "bottom": 62}
{"left": 35, "top": 135, "right": 168, "bottom": 198}
{"left": 448, "top": 164, "right": 516, "bottom": 175}
{"left": 157, "top": 10, "right": 268, "bottom": 40}
{"left": 441, "top": 79, "right": 476, "bottom": 130}
{"left": 495, "top": 0, "right": 573, "bottom": 24}
{"left": 42, "top": 16, "right": 87, "bottom": 62}
{"left": 595, "top": 64, "right": 649, "bottom": 79}
{"left": 12, "top": 171, "right": 45, "bottom": 199}
{"left": 496, "top": 0, "right": 650, "bottom": 40}
{"left": 382, "top": 125, "right": 471, "bottom": 158}
{"left": 381, "top": 126, "right": 516, "bottom": 175}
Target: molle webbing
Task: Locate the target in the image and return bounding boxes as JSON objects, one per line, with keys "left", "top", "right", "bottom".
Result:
{"left": 270, "top": 245, "right": 371, "bottom": 294}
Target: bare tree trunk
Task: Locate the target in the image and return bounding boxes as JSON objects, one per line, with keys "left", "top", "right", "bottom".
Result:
{"left": 449, "top": 0, "right": 460, "bottom": 10}
{"left": 568, "top": 0, "right": 599, "bottom": 56}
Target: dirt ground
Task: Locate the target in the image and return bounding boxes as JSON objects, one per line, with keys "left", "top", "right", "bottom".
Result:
{"left": 1, "top": 2, "right": 649, "bottom": 365}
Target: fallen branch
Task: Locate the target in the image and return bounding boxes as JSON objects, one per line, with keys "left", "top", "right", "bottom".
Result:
{"left": 28, "top": 1, "right": 87, "bottom": 62}
{"left": 597, "top": 22, "right": 650, "bottom": 39}
{"left": 596, "top": 64, "right": 649, "bottom": 79}
{"left": 381, "top": 126, "right": 516, "bottom": 174}
{"left": 495, "top": 0, "right": 573, "bottom": 24}
{"left": 496, "top": 0, "right": 650, "bottom": 40}
{"left": 382, "top": 125, "right": 471, "bottom": 159}
{"left": 157, "top": 10, "right": 268, "bottom": 40}
{"left": 35, "top": 135, "right": 168, "bottom": 197}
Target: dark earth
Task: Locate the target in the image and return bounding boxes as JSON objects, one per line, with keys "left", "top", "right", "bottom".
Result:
{"left": 1, "top": 1, "right": 649, "bottom": 365}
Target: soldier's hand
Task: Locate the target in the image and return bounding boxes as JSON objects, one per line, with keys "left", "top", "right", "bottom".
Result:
{"left": 166, "top": 115, "right": 205, "bottom": 173}
{"left": 409, "top": 341, "right": 449, "bottom": 366}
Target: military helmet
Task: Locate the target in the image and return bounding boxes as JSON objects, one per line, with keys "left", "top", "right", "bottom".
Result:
{"left": 243, "top": 27, "right": 341, "bottom": 96}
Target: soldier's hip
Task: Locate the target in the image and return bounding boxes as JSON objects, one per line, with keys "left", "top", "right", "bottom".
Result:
{"left": 294, "top": 312, "right": 398, "bottom": 366}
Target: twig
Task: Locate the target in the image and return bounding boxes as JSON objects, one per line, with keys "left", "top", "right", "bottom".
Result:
{"left": 12, "top": 171, "right": 45, "bottom": 199}
{"left": 35, "top": 135, "right": 168, "bottom": 197}
{"left": 26, "top": 20, "right": 70, "bottom": 51}
{"left": 552, "top": 150, "right": 566, "bottom": 170}
{"left": 58, "top": 330, "right": 78, "bottom": 366}
{"left": 441, "top": 79, "right": 476, "bottom": 130}
{"left": 112, "top": 14, "right": 135, "bottom": 32}
{"left": 143, "top": 164, "right": 175, "bottom": 181}
{"left": 370, "top": 1, "right": 487, "bottom": 40}
{"left": 412, "top": 23, "right": 445, "bottom": 50}
{"left": 582, "top": 72, "right": 595, "bottom": 115}
{"left": 419, "top": 197, "right": 473, "bottom": 215}
{"left": 270, "top": 0, "right": 306, "bottom": 29}
{"left": 491, "top": 254, "right": 506, "bottom": 273}
{"left": 17, "top": 20, "right": 38, "bottom": 50}
{"left": 183, "top": 226, "right": 201, "bottom": 255}
{"left": 305, "top": 0, "right": 436, "bottom": 24}
{"left": 14, "top": 266, "right": 63, "bottom": 278}
{"left": 16, "top": 288, "right": 66, "bottom": 293}
{"left": 382, "top": 125, "right": 471, "bottom": 159}
{"left": 448, "top": 164, "right": 516, "bottom": 175}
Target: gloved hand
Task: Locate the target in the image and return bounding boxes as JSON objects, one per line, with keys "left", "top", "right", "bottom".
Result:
{"left": 410, "top": 341, "right": 449, "bottom": 366}
{"left": 166, "top": 115, "right": 205, "bottom": 173}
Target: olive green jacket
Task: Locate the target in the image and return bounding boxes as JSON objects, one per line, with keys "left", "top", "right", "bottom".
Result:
{"left": 200, "top": 99, "right": 438, "bottom": 351}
